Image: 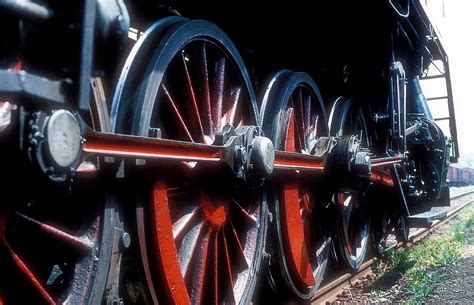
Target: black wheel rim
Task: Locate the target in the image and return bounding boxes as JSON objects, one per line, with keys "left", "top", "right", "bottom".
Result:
{"left": 111, "top": 19, "right": 267, "bottom": 305}
{"left": 329, "top": 97, "right": 371, "bottom": 269}
{"left": 261, "top": 70, "right": 331, "bottom": 299}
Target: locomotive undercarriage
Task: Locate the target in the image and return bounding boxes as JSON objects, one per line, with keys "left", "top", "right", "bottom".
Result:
{"left": 0, "top": 0, "right": 457, "bottom": 304}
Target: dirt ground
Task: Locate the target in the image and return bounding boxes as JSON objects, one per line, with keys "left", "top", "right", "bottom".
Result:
{"left": 426, "top": 227, "right": 474, "bottom": 303}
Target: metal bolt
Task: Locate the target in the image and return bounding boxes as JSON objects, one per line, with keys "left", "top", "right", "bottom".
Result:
{"left": 122, "top": 232, "right": 131, "bottom": 249}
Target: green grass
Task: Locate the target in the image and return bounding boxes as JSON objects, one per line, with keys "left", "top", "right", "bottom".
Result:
{"left": 465, "top": 210, "right": 474, "bottom": 229}
{"left": 382, "top": 203, "right": 474, "bottom": 302}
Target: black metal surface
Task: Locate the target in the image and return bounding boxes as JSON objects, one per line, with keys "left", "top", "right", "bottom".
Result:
{"left": 0, "top": 70, "right": 67, "bottom": 106}
{"left": 328, "top": 97, "right": 371, "bottom": 271}
{"left": 443, "top": 58, "right": 459, "bottom": 162}
{"left": 407, "top": 76, "right": 433, "bottom": 120}
{"left": 407, "top": 209, "right": 447, "bottom": 228}
{"left": 0, "top": 0, "right": 53, "bottom": 22}
{"left": 78, "top": 0, "right": 96, "bottom": 111}
{"left": 388, "top": 61, "right": 407, "bottom": 155}
{"left": 260, "top": 69, "right": 331, "bottom": 299}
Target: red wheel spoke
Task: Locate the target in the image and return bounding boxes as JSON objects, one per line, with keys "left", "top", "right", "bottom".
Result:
{"left": 262, "top": 71, "right": 330, "bottom": 296}
{"left": 294, "top": 89, "right": 306, "bottom": 149}
{"left": 0, "top": 211, "right": 6, "bottom": 246}
{"left": 212, "top": 58, "right": 226, "bottom": 133}
{"left": 5, "top": 243, "right": 55, "bottom": 305}
{"left": 178, "top": 221, "right": 204, "bottom": 277}
{"left": 304, "top": 94, "right": 311, "bottom": 136}
{"left": 223, "top": 86, "right": 241, "bottom": 126}
{"left": 310, "top": 114, "right": 319, "bottom": 143}
{"left": 162, "top": 84, "right": 194, "bottom": 142}
{"left": 130, "top": 27, "right": 264, "bottom": 304}
{"left": 281, "top": 184, "right": 315, "bottom": 287}
{"left": 338, "top": 193, "right": 345, "bottom": 205}
{"left": 221, "top": 230, "right": 236, "bottom": 304}
{"left": 187, "top": 226, "right": 211, "bottom": 305}
{"left": 15, "top": 212, "right": 92, "bottom": 252}
{"left": 173, "top": 206, "right": 200, "bottom": 240}
{"left": 181, "top": 51, "right": 205, "bottom": 142}
{"left": 283, "top": 108, "right": 297, "bottom": 152}
{"left": 212, "top": 230, "right": 219, "bottom": 305}
{"left": 0, "top": 286, "right": 4, "bottom": 305}
{"left": 136, "top": 207, "right": 160, "bottom": 305}
{"left": 230, "top": 199, "right": 257, "bottom": 225}
{"left": 152, "top": 182, "right": 191, "bottom": 304}
{"left": 199, "top": 43, "right": 213, "bottom": 135}
{"left": 227, "top": 220, "right": 248, "bottom": 270}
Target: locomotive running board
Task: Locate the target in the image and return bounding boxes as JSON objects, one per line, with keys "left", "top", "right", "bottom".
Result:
{"left": 407, "top": 209, "right": 447, "bottom": 228}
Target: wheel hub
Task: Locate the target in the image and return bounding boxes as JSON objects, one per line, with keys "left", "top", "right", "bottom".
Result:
{"left": 326, "top": 135, "right": 371, "bottom": 188}
{"left": 201, "top": 194, "right": 229, "bottom": 227}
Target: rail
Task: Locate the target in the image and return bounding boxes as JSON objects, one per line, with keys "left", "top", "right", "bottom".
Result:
{"left": 311, "top": 189, "right": 474, "bottom": 304}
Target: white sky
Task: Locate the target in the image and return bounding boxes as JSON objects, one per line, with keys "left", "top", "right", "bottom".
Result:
{"left": 423, "top": 0, "right": 474, "bottom": 164}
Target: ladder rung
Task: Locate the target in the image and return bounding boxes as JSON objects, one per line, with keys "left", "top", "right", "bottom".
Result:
{"left": 421, "top": 74, "right": 446, "bottom": 80}
{"left": 434, "top": 117, "right": 450, "bottom": 121}
{"left": 427, "top": 96, "right": 448, "bottom": 101}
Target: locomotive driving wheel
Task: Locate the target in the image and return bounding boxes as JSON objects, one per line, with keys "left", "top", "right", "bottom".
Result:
{"left": 112, "top": 19, "right": 267, "bottom": 304}
{"left": 0, "top": 80, "right": 116, "bottom": 304}
{"left": 329, "top": 97, "right": 371, "bottom": 270}
{"left": 261, "top": 70, "right": 331, "bottom": 299}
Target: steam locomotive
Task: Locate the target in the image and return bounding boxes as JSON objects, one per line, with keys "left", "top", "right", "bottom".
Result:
{"left": 0, "top": 0, "right": 458, "bottom": 304}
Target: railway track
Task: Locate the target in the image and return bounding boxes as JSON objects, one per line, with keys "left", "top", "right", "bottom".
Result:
{"left": 311, "top": 189, "right": 474, "bottom": 304}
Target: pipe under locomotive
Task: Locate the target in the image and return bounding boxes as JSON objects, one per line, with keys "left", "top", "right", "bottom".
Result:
{"left": 0, "top": 0, "right": 459, "bottom": 304}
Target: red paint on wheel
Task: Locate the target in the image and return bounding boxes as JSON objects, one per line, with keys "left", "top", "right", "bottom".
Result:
{"left": 284, "top": 109, "right": 297, "bottom": 153}
{"left": 0, "top": 286, "right": 4, "bottom": 305}
{"left": 281, "top": 108, "right": 315, "bottom": 287}
{"left": 5, "top": 243, "right": 55, "bottom": 305}
{"left": 201, "top": 193, "right": 228, "bottom": 227}
{"left": 281, "top": 185, "right": 315, "bottom": 287}
{"left": 152, "top": 182, "right": 191, "bottom": 305}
